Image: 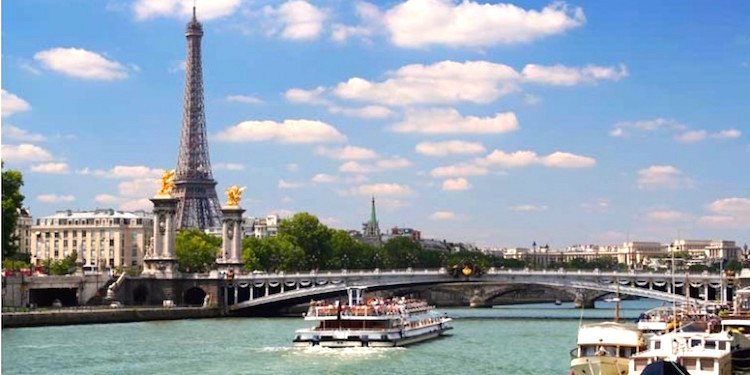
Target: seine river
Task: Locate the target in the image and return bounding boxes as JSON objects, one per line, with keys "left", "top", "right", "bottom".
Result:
{"left": 3, "top": 300, "right": 661, "bottom": 375}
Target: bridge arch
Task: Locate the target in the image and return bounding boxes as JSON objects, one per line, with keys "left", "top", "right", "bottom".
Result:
{"left": 184, "top": 287, "right": 207, "bottom": 306}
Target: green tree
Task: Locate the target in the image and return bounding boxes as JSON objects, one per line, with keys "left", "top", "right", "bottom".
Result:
{"left": 2, "top": 162, "right": 25, "bottom": 258}
{"left": 278, "top": 213, "right": 332, "bottom": 269}
{"left": 383, "top": 237, "right": 422, "bottom": 268}
{"left": 175, "top": 229, "right": 220, "bottom": 273}
{"left": 726, "top": 259, "right": 743, "bottom": 272}
{"left": 242, "top": 236, "right": 305, "bottom": 272}
{"left": 43, "top": 251, "right": 78, "bottom": 275}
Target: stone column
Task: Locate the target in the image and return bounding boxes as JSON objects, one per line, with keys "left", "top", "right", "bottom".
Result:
{"left": 217, "top": 205, "right": 245, "bottom": 274}
{"left": 142, "top": 196, "right": 180, "bottom": 278}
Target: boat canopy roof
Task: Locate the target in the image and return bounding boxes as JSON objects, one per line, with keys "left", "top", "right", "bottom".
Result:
{"left": 577, "top": 322, "right": 641, "bottom": 346}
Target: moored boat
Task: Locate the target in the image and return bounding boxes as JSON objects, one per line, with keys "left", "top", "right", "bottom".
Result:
{"left": 292, "top": 287, "right": 452, "bottom": 348}
{"left": 628, "top": 330, "right": 733, "bottom": 375}
{"left": 570, "top": 322, "right": 645, "bottom": 375}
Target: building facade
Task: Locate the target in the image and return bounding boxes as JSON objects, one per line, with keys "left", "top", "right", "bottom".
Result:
{"left": 14, "top": 207, "right": 32, "bottom": 255}
{"left": 242, "top": 214, "right": 279, "bottom": 239}
{"left": 30, "top": 209, "right": 153, "bottom": 270}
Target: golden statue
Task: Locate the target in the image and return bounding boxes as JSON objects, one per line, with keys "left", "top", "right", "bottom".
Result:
{"left": 225, "top": 185, "right": 246, "bottom": 207}
{"left": 157, "top": 169, "right": 176, "bottom": 196}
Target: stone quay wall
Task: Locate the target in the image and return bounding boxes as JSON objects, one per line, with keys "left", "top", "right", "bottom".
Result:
{"left": 2, "top": 307, "right": 222, "bottom": 329}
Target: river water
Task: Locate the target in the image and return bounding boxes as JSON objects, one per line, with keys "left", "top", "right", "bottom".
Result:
{"left": 2, "top": 300, "right": 662, "bottom": 375}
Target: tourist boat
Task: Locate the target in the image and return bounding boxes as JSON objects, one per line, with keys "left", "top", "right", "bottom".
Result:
{"left": 570, "top": 322, "right": 645, "bottom": 375}
{"left": 292, "top": 287, "right": 452, "bottom": 348}
{"left": 719, "top": 286, "right": 750, "bottom": 372}
{"left": 628, "top": 330, "right": 733, "bottom": 375}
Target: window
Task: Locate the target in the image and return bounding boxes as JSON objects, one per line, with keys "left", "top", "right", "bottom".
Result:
{"left": 136, "top": 219, "right": 142, "bottom": 225}
{"left": 700, "top": 359, "right": 714, "bottom": 370}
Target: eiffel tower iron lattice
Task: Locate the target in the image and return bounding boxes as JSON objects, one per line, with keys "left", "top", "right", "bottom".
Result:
{"left": 172, "top": 6, "right": 222, "bottom": 230}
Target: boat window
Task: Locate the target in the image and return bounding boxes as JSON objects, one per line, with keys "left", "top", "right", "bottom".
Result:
{"left": 700, "top": 359, "right": 714, "bottom": 370}
{"left": 705, "top": 340, "right": 716, "bottom": 349}
{"left": 719, "top": 341, "right": 726, "bottom": 350}
{"left": 581, "top": 346, "right": 597, "bottom": 357}
{"left": 682, "top": 358, "right": 697, "bottom": 370}
{"left": 690, "top": 339, "right": 701, "bottom": 347}
{"left": 633, "top": 358, "right": 649, "bottom": 371}
{"left": 653, "top": 341, "right": 661, "bottom": 350}
{"left": 619, "top": 346, "right": 634, "bottom": 357}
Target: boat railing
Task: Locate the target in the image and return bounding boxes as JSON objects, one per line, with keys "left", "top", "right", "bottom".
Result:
{"left": 306, "top": 301, "right": 433, "bottom": 318}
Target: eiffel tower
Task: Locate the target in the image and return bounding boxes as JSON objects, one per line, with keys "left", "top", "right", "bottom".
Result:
{"left": 172, "top": 6, "right": 222, "bottom": 230}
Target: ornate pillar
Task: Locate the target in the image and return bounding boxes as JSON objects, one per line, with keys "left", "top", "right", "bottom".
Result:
{"left": 216, "top": 186, "right": 245, "bottom": 274}
{"left": 142, "top": 193, "right": 180, "bottom": 278}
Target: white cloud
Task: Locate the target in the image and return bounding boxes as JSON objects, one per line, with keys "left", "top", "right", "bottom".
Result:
{"left": 226, "top": 95, "right": 263, "bottom": 105}
{"left": 284, "top": 86, "right": 328, "bottom": 104}
{"left": 376, "top": 157, "right": 411, "bottom": 170}
{"left": 133, "top": 0, "right": 241, "bottom": 20}
{"left": 523, "top": 93, "right": 541, "bottom": 105}
{"left": 393, "top": 108, "right": 519, "bottom": 135}
{"left": 637, "top": 165, "right": 692, "bottom": 190}
{"left": 263, "top": 1, "right": 327, "bottom": 41}
{"left": 346, "top": 183, "right": 413, "bottom": 197}
{"left": 333, "top": 60, "right": 624, "bottom": 106}
{"left": 37, "top": 194, "right": 75, "bottom": 203}
{"left": 331, "top": 2, "right": 382, "bottom": 43}
{"left": 311, "top": 173, "right": 339, "bottom": 184}
{"left": 30, "top": 162, "right": 69, "bottom": 174}
{"left": 675, "top": 130, "right": 708, "bottom": 143}
{"left": 119, "top": 198, "right": 153, "bottom": 211}
{"left": 2, "top": 125, "right": 46, "bottom": 142}
{"left": 609, "top": 118, "right": 684, "bottom": 138}
{"left": 286, "top": 163, "right": 299, "bottom": 172}
{"left": 522, "top": 64, "right": 628, "bottom": 85}
{"left": 34, "top": 48, "right": 129, "bottom": 80}
{"left": 2, "top": 90, "right": 31, "bottom": 117}
{"left": 509, "top": 204, "right": 548, "bottom": 212}
{"left": 383, "top": 0, "right": 584, "bottom": 48}
{"left": 429, "top": 211, "right": 459, "bottom": 220}
{"left": 1, "top": 144, "right": 53, "bottom": 163}
{"left": 345, "top": 175, "right": 369, "bottom": 184}
{"left": 430, "top": 163, "right": 488, "bottom": 178}
{"left": 316, "top": 146, "right": 377, "bottom": 160}
{"left": 646, "top": 209, "right": 691, "bottom": 222}
{"left": 118, "top": 178, "right": 159, "bottom": 198}
{"left": 541, "top": 152, "right": 596, "bottom": 168}
{"left": 442, "top": 178, "right": 471, "bottom": 191}
{"left": 278, "top": 179, "right": 306, "bottom": 189}
{"left": 214, "top": 163, "right": 244, "bottom": 171}
{"left": 339, "top": 157, "right": 411, "bottom": 174}
{"left": 479, "top": 150, "right": 538, "bottom": 167}
{"left": 328, "top": 105, "right": 394, "bottom": 119}
{"left": 95, "top": 194, "right": 119, "bottom": 204}
{"left": 78, "top": 165, "right": 164, "bottom": 179}
{"left": 712, "top": 129, "right": 742, "bottom": 139}
{"left": 340, "top": 161, "right": 375, "bottom": 174}
{"left": 334, "top": 60, "right": 520, "bottom": 106}
{"left": 416, "top": 141, "right": 485, "bottom": 156}
{"left": 581, "top": 199, "right": 609, "bottom": 213}
{"left": 214, "top": 119, "right": 346, "bottom": 143}
{"left": 168, "top": 59, "right": 186, "bottom": 73}
{"left": 478, "top": 149, "right": 596, "bottom": 168}
{"left": 699, "top": 197, "right": 750, "bottom": 228}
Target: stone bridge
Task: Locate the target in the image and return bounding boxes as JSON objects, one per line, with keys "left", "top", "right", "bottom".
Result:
{"left": 223, "top": 268, "right": 729, "bottom": 315}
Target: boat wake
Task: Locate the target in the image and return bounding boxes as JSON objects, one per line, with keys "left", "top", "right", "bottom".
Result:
{"left": 289, "top": 346, "right": 405, "bottom": 360}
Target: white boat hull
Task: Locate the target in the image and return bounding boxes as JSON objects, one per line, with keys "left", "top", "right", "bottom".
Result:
{"left": 293, "top": 323, "right": 451, "bottom": 348}
{"left": 570, "top": 356, "right": 630, "bottom": 375}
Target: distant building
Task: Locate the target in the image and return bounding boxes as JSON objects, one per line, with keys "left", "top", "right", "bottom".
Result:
{"left": 242, "top": 214, "right": 280, "bottom": 239}
{"left": 671, "top": 239, "right": 739, "bottom": 263}
{"left": 390, "top": 227, "right": 421, "bottom": 242}
{"left": 14, "top": 207, "right": 32, "bottom": 256}
{"left": 30, "top": 209, "right": 153, "bottom": 270}
{"left": 361, "top": 197, "right": 382, "bottom": 246}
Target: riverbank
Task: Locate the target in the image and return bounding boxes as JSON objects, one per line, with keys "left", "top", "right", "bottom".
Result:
{"left": 1, "top": 307, "right": 222, "bottom": 329}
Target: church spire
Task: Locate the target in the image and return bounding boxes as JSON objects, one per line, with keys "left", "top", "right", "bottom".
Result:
{"left": 370, "top": 196, "right": 377, "bottom": 225}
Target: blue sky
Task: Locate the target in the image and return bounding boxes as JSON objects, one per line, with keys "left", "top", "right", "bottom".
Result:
{"left": 2, "top": 0, "right": 749, "bottom": 248}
